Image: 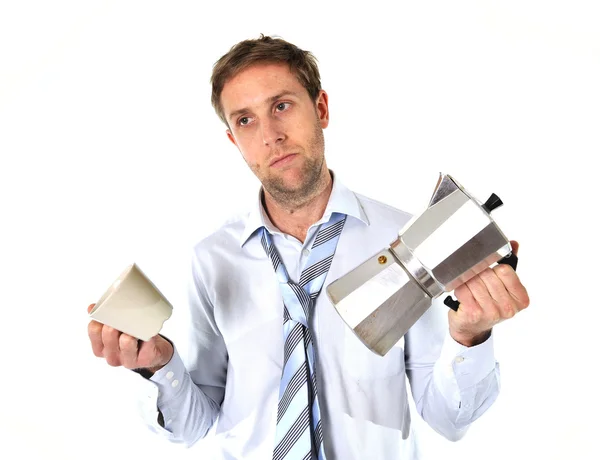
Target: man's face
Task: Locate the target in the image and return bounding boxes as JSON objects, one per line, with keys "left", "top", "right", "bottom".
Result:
{"left": 221, "top": 62, "right": 329, "bottom": 205}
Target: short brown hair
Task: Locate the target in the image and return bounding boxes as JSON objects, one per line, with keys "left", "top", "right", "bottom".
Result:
{"left": 210, "top": 34, "right": 322, "bottom": 126}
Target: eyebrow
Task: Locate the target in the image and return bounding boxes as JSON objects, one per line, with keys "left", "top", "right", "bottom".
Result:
{"left": 227, "top": 90, "right": 301, "bottom": 123}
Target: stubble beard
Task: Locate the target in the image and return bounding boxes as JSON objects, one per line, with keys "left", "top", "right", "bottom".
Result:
{"left": 260, "top": 123, "right": 327, "bottom": 209}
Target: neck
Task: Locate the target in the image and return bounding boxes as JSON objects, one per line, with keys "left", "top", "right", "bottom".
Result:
{"left": 263, "top": 170, "right": 333, "bottom": 242}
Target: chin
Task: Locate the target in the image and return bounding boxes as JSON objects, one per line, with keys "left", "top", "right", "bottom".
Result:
{"left": 272, "top": 168, "right": 304, "bottom": 183}
{"left": 265, "top": 176, "right": 307, "bottom": 197}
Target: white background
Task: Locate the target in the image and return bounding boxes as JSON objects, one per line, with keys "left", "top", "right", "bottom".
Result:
{"left": 1, "top": 1, "right": 598, "bottom": 459}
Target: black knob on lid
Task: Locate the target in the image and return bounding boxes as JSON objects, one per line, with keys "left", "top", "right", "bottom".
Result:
{"left": 482, "top": 193, "right": 503, "bottom": 213}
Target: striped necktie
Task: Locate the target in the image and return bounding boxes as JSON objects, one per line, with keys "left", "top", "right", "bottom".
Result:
{"left": 261, "top": 212, "right": 347, "bottom": 460}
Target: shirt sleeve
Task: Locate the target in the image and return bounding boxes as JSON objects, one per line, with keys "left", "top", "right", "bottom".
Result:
{"left": 135, "top": 252, "right": 228, "bottom": 447}
{"left": 404, "top": 298, "right": 500, "bottom": 441}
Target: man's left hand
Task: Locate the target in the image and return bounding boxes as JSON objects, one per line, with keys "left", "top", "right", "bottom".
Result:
{"left": 448, "top": 240, "right": 530, "bottom": 347}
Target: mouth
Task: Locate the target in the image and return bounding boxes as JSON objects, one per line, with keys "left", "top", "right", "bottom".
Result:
{"left": 270, "top": 153, "right": 297, "bottom": 167}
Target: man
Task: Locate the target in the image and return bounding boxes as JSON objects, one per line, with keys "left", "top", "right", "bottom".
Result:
{"left": 88, "top": 35, "right": 529, "bottom": 459}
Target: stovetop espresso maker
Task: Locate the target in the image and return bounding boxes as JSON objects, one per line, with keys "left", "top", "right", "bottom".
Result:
{"left": 326, "top": 173, "right": 518, "bottom": 356}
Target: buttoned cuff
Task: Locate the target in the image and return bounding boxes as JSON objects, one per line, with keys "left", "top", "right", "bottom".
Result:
{"left": 135, "top": 345, "right": 187, "bottom": 437}
{"left": 150, "top": 346, "right": 187, "bottom": 400}
{"left": 433, "top": 330, "right": 497, "bottom": 409}
{"left": 444, "top": 331, "right": 496, "bottom": 389}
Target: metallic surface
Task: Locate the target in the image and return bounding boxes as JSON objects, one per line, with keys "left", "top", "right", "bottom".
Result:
{"left": 326, "top": 173, "right": 512, "bottom": 355}
{"left": 326, "top": 249, "right": 430, "bottom": 356}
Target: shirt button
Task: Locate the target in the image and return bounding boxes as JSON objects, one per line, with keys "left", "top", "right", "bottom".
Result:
{"left": 455, "top": 356, "right": 465, "bottom": 363}
{"left": 302, "top": 249, "right": 310, "bottom": 257}
{"left": 171, "top": 379, "right": 179, "bottom": 388}
{"left": 166, "top": 371, "right": 174, "bottom": 380}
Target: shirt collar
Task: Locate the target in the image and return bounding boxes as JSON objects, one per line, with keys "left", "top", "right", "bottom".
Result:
{"left": 239, "top": 171, "right": 369, "bottom": 247}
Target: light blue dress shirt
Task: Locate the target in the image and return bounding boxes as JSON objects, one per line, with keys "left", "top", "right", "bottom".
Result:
{"left": 136, "top": 174, "right": 500, "bottom": 460}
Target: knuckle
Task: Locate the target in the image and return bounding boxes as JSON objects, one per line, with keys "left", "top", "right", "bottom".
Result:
{"left": 467, "top": 308, "right": 483, "bottom": 325}
{"left": 489, "top": 309, "right": 501, "bottom": 324}
{"left": 103, "top": 326, "right": 120, "bottom": 344}
{"left": 119, "top": 334, "right": 138, "bottom": 350}
{"left": 122, "top": 360, "right": 136, "bottom": 370}
{"left": 88, "top": 321, "right": 102, "bottom": 338}
{"left": 105, "top": 355, "right": 121, "bottom": 367}
{"left": 495, "top": 264, "right": 513, "bottom": 278}
{"left": 502, "top": 303, "right": 516, "bottom": 319}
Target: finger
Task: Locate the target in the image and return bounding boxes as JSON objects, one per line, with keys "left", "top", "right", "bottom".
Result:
{"left": 119, "top": 333, "right": 140, "bottom": 369}
{"left": 478, "top": 268, "right": 519, "bottom": 319}
{"left": 452, "top": 282, "right": 485, "bottom": 323}
{"left": 510, "top": 240, "right": 519, "bottom": 257}
{"left": 493, "top": 264, "right": 530, "bottom": 311}
{"left": 102, "top": 326, "right": 122, "bottom": 367}
{"left": 87, "top": 303, "right": 95, "bottom": 314}
{"left": 88, "top": 320, "right": 105, "bottom": 358}
{"left": 463, "top": 272, "right": 504, "bottom": 322}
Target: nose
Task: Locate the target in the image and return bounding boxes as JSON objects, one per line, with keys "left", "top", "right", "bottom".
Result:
{"left": 261, "top": 117, "right": 285, "bottom": 146}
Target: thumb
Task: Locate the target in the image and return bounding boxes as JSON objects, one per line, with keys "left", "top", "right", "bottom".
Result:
{"left": 510, "top": 240, "right": 519, "bottom": 257}
{"left": 87, "top": 303, "right": 95, "bottom": 314}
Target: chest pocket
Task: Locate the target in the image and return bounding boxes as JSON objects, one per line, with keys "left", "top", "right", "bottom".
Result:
{"left": 343, "top": 328, "right": 405, "bottom": 379}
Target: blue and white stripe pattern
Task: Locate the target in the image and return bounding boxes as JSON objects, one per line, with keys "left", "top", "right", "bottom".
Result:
{"left": 261, "top": 212, "right": 347, "bottom": 460}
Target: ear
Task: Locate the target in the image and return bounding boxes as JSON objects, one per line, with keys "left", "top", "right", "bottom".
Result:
{"left": 315, "top": 90, "right": 329, "bottom": 129}
{"left": 226, "top": 129, "right": 238, "bottom": 148}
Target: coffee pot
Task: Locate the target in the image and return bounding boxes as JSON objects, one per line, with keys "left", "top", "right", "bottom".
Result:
{"left": 326, "top": 173, "right": 517, "bottom": 356}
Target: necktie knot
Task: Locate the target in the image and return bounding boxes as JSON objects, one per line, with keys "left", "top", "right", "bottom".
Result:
{"left": 285, "top": 281, "right": 312, "bottom": 325}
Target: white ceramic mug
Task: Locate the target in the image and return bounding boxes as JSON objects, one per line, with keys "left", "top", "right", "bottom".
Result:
{"left": 89, "top": 263, "right": 173, "bottom": 341}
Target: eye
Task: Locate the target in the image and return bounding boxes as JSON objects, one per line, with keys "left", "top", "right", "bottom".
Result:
{"left": 238, "top": 116, "right": 251, "bottom": 126}
{"left": 275, "top": 102, "right": 291, "bottom": 112}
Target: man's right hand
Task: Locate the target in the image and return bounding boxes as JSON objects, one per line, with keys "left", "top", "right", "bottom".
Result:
{"left": 87, "top": 303, "right": 174, "bottom": 375}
